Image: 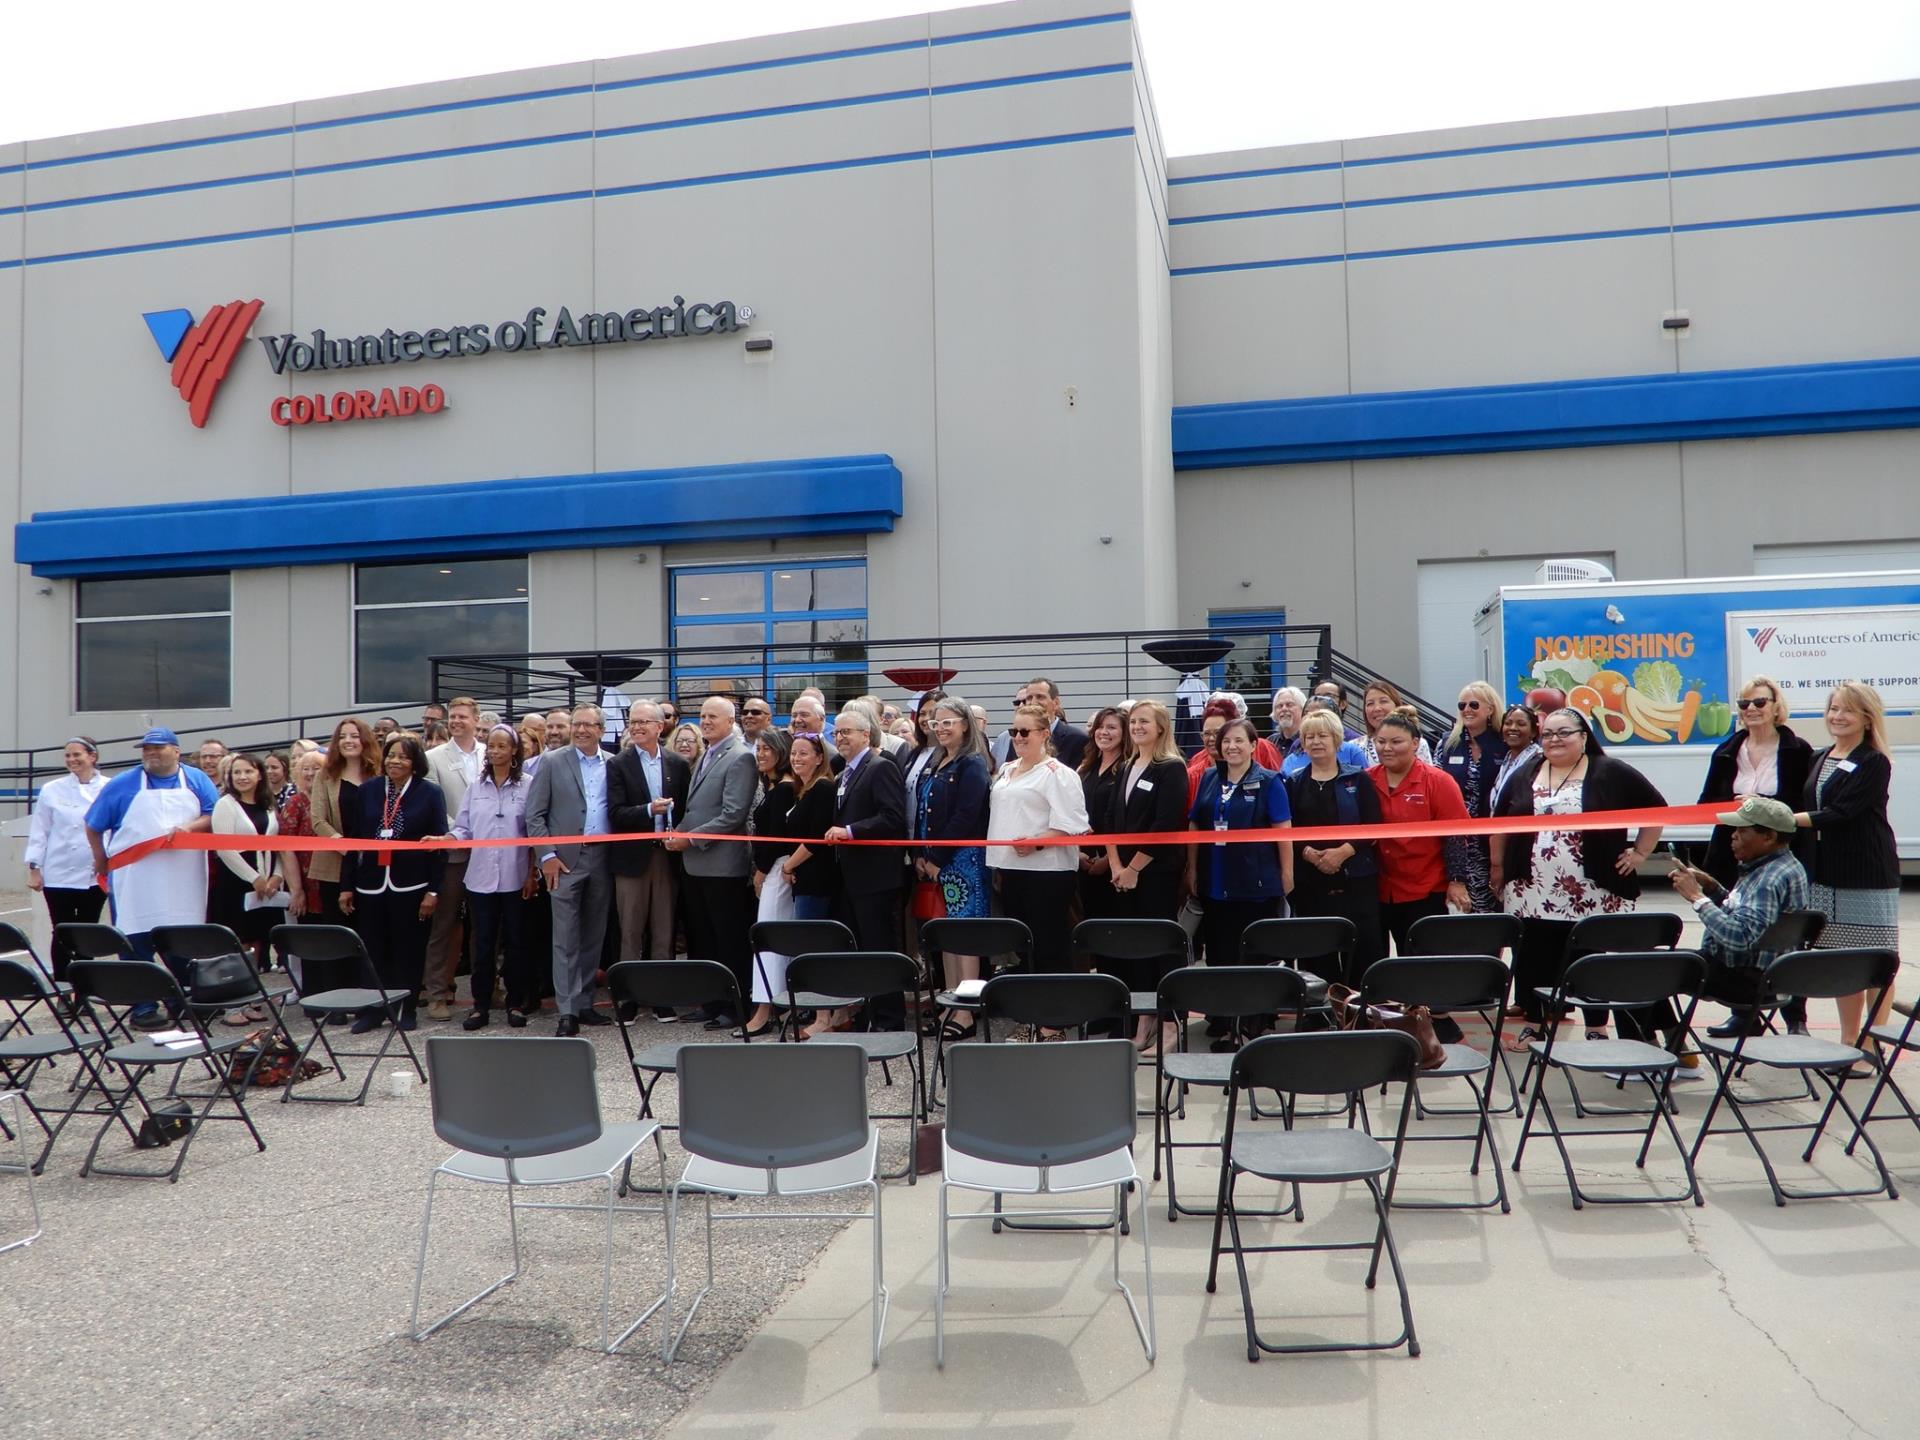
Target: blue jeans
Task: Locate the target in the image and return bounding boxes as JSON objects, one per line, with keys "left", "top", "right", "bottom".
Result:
{"left": 125, "top": 931, "right": 190, "bottom": 1020}
{"left": 793, "top": 894, "right": 834, "bottom": 921}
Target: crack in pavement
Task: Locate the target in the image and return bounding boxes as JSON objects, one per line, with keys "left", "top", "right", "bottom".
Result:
{"left": 1680, "top": 1214, "right": 1881, "bottom": 1439}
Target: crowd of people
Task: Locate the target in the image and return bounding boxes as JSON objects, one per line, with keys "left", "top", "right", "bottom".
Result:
{"left": 32, "top": 673, "right": 1902, "bottom": 1064}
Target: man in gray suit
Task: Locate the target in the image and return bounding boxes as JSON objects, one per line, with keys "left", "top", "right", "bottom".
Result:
{"left": 525, "top": 704, "right": 615, "bottom": 1035}
{"left": 663, "top": 695, "right": 757, "bottom": 1026}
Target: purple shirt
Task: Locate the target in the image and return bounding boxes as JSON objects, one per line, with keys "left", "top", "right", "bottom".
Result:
{"left": 449, "top": 773, "right": 532, "bottom": 895}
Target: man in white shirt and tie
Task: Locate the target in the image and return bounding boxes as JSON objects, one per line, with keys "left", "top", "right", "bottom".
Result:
{"left": 526, "top": 705, "right": 616, "bottom": 1035}
{"left": 424, "top": 696, "right": 484, "bottom": 1020}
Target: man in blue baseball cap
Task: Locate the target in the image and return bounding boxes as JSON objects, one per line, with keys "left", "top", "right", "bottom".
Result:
{"left": 85, "top": 728, "right": 219, "bottom": 1028}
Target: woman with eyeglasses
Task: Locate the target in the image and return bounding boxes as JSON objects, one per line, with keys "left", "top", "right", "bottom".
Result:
{"left": 915, "top": 697, "right": 992, "bottom": 1037}
{"left": 1284, "top": 709, "right": 1387, "bottom": 983}
{"left": 900, "top": 691, "right": 947, "bottom": 842}
{"left": 1491, "top": 707, "right": 1668, "bottom": 1052}
{"left": 1697, "top": 676, "right": 1813, "bottom": 887}
{"left": 986, "top": 702, "right": 1091, "bottom": 993}
{"left": 445, "top": 725, "right": 538, "bottom": 1030}
{"left": 1438, "top": 680, "right": 1509, "bottom": 911}
{"left": 1077, "top": 706, "right": 1129, "bottom": 920}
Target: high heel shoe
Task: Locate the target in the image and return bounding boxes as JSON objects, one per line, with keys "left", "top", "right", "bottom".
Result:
{"left": 732, "top": 1019, "right": 776, "bottom": 1039}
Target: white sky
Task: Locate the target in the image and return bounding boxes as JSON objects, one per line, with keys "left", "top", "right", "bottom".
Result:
{"left": 6, "top": 0, "right": 1919, "bottom": 155}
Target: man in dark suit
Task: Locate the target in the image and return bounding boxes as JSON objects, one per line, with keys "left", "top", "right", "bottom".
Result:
{"left": 824, "top": 705, "right": 907, "bottom": 1027}
{"left": 1029, "top": 676, "right": 1089, "bottom": 769}
{"left": 608, "top": 699, "right": 692, "bottom": 1020}
{"left": 525, "top": 705, "right": 615, "bottom": 1035}
{"left": 663, "top": 696, "right": 758, "bottom": 1026}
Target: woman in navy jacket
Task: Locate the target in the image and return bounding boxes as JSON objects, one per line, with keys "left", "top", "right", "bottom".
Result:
{"left": 1188, "top": 719, "right": 1293, "bottom": 986}
{"left": 915, "top": 698, "right": 992, "bottom": 1037}
{"left": 339, "top": 732, "right": 447, "bottom": 1033}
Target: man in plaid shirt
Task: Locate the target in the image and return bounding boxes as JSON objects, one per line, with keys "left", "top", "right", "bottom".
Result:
{"left": 1670, "top": 796, "right": 1812, "bottom": 1038}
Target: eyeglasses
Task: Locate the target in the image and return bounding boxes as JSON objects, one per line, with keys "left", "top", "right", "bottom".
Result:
{"left": 1008, "top": 727, "right": 1039, "bottom": 738}
{"left": 1735, "top": 698, "right": 1772, "bottom": 710}
{"left": 743, "top": 707, "right": 770, "bottom": 716}
{"left": 1540, "top": 728, "right": 1583, "bottom": 740}
{"left": 1457, "top": 700, "right": 1482, "bottom": 711}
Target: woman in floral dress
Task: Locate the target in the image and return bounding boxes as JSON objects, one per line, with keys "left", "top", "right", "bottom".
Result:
{"left": 1492, "top": 708, "right": 1667, "bottom": 1051}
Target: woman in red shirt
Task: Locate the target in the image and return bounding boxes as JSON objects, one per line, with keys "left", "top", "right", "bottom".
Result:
{"left": 1368, "top": 707, "right": 1472, "bottom": 951}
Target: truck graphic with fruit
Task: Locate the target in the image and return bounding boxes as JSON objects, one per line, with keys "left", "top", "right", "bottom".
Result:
{"left": 1471, "top": 569, "right": 1920, "bottom": 859}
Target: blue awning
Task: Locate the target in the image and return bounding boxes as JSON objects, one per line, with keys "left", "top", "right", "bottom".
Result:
{"left": 15, "top": 454, "right": 903, "bottom": 578}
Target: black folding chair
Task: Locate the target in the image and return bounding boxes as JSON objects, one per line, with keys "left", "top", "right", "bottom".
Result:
{"left": 979, "top": 972, "right": 1134, "bottom": 1234}
{"left": 1207, "top": 1030, "right": 1422, "bottom": 1360}
{"left": 270, "top": 925, "right": 424, "bottom": 1105}
{"left": 1842, "top": 998, "right": 1920, "bottom": 1156}
{"left": 52, "top": 924, "right": 146, "bottom": 1041}
{"left": 1152, "top": 966, "right": 1308, "bottom": 1221}
{"left": 1512, "top": 950, "right": 1705, "bottom": 1209}
{"left": 1406, "top": 912, "right": 1524, "bottom": 1116}
{"left": 1072, "top": 919, "right": 1191, "bottom": 1037}
{"left": 1705, "top": 910, "right": 1828, "bottom": 1108}
{"left": 605, "top": 958, "right": 746, "bottom": 1138}
{"left": 1360, "top": 955, "right": 1512, "bottom": 1213}
{"left": 1692, "top": 949, "right": 1901, "bottom": 1205}
{"left": 923, "top": 917, "right": 1032, "bottom": 1104}
{"left": 68, "top": 960, "right": 267, "bottom": 1183}
{"left": 749, "top": 918, "right": 855, "bottom": 1022}
{"left": 0, "top": 923, "right": 71, "bottom": 1043}
{"left": 1520, "top": 911, "right": 1685, "bottom": 1119}
{"left": 154, "top": 924, "right": 297, "bottom": 1053}
{"left": 0, "top": 957, "right": 111, "bottom": 1174}
{"left": 785, "top": 952, "right": 926, "bottom": 1184}
{"left": 1240, "top": 916, "right": 1353, "bottom": 1117}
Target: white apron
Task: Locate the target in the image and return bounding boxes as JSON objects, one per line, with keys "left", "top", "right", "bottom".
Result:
{"left": 107, "top": 771, "right": 209, "bottom": 936}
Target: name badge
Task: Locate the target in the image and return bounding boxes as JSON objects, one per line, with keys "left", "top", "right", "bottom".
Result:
{"left": 1836, "top": 759, "right": 1857, "bottom": 773}
{"left": 378, "top": 827, "right": 395, "bottom": 840}
{"left": 1136, "top": 779, "right": 1154, "bottom": 793}
{"left": 1245, "top": 780, "right": 1261, "bottom": 791}
{"left": 1448, "top": 755, "right": 1465, "bottom": 765}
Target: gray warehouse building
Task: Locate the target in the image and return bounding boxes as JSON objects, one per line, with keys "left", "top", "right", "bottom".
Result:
{"left": 3, "top": 0, "right": 1919, "bottom": 751}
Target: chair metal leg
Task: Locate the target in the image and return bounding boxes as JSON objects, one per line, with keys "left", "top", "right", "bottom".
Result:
{"left": 1111, "top": 1178, "right": 1155, "bottom": 1362}
{"left": 410, "top": 1168, "right": 523, "bottom": 1341}
{"left": 868, "top": 1178, "right": 889, "bottom": 1367}
{"left": 0, "top": 1095, "right": 41, "bottom": 1255}
{"left": 662, "top": 1188, "right": 716, "bottom": 1363}
{"left": 935, "top": 1179, "right": 950, "bottom": 1367}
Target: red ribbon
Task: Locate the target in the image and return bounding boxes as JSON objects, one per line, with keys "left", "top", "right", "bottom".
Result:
{"left": 102, "top": 803, "right": 1724, "bottom": 874}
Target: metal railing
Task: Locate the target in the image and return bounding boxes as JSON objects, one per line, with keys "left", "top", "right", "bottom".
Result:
{"left": 0, "top": 623, "right": 1451, "bottom": 814}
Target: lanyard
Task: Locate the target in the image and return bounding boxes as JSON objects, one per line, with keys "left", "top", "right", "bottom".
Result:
{"left": 381, "top": 781, "right": 406, "bottom": 837}
{"left": 1214, "top": 779, "right": 1241, "bottom": 844}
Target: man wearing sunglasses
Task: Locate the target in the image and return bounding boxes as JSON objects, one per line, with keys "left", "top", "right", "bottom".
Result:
{"left": 739, "top": 696, "right": 774, "bottom": 745}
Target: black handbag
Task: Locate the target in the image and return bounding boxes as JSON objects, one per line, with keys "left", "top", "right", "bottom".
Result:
{"left": 187, "top": 953, "right": 256, "bottom": 1006}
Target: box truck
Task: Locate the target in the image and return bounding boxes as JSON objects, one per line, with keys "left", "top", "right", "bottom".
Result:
{"left": 1472, "top": 570, "right": 1920, "bottom": 861}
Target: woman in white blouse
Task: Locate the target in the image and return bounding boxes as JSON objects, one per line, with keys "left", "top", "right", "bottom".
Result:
{"left": 986, "top": 703, "right": 1091, "bottom": 992}
{"left": 25, "top": 737, "right": 108, "bottom": 983}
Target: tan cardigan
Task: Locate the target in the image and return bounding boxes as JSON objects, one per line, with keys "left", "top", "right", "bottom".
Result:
{"left": 306, "top": 773, "right": 361, "bottom": 884}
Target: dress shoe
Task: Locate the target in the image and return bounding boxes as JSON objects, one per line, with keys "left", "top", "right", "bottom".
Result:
{"left": 703, "top": 1013, "right": 741, "bottom": 1031}
{"left": 462, "top": 1010, "right": 490, "bottom": 1031}
{"left": 1787, "top": 1021, "right": 1811, "bottom": 1037}
{"left": 349, "top": 1013, "right": 386, "bottom": 1035}
{"left": 556, "top": 1015, "right": 580, "bottom": 1037}
{"left": 1707, "top": 1014, "right": 1762, "bottom": 1038}
{"left": 575, "top": 1008, "right": 612, "bottom": 1027}
{"left": 397, "top": 1006, "right": 419, "bottom": 1033}
{"left": 507, "top": 1009, "right": 529, "bottom": 1028}
{"left": 616, "top": 1001, "right": 640, "bottom": 1023}
{"left": 426, "top": 999, "right": 452, "bottom": 1023}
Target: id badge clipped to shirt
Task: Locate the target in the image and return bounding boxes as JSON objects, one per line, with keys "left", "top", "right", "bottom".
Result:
{"left": 378, "top": 827, "right": 395, "bottom": 840}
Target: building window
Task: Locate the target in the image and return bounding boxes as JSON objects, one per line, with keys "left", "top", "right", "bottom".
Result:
{"left": 354, "top": 557, "right": 529, "bottom": 706}
{"left": 76, "top": 573, "right": 232, "bottom": 712}
{"left": 670, "top": 561, "right": 867, "bottom": 713}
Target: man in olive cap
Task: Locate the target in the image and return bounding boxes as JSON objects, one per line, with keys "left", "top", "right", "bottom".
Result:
{"left": 1670, "top": 795, "right": 1812, "bottom": 1038}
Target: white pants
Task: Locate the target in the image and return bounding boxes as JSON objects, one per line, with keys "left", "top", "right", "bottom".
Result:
{"left": 750, "top": 865, "right": 796, "bottom": 1005}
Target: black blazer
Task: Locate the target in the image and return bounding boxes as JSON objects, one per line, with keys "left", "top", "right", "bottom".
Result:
{"left": 834, "top": 748, "right": 906, "bottom": 896}
{"left": 1050, "top": 719, "right": 1089, "bottom": 770}
{"left": 751, "top": 779, "right": 800, "bottom": 875}
{"left": 1491, "top": 752, "right": 1665, "bottom": 900}
{"left": 1107, "top": 757, "right": 1191, "bottom": 871}
{"left": 340, "top": 776, "right": 448, "bottom": 894}
{"left": 606, "top": 745, "right": 692, "bottom": 878}
{"left": 787, "top": 781, "right": 839, "bottom": 899}
{"left": 1696, "top": 725, "right": 1815, "bottom": 884}
{"left": 1801, "top": 746, "right": 1899, "bottom": 890}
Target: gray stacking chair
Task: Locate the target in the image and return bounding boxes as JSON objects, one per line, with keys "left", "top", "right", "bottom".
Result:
{"left": 0, "top": 1090, "right": 40, "bottom": 1254}
{"left": 938, "top": 1038, "right": 1154, "bottom": 1368}
{"left": 271, "top": 925, "right": 423, "bottom": 1104}
{"left": 1152, "top": 965, "right": 1309, "bottom": 1222}
{"left": 664, "top": 1041, "right": 885, "bottom": 1366}
{"left": 1359, "top": 955, "right": 1513, "bottom": 1214}
{"left": 411, "top": 1036, "right": 667, "bottom": 1354}
{"left": 68, "top": 959, "right": 267, "bottom": 1183}
{"left": 1512, "top": 950, "right": 1705, "bottom": 1209}
{"left": 1692, "top": 948, "right": 1901, "bottom": 1205}
{"left": 1207, "top": 1030, "right": 1422, "bottom": 1360}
